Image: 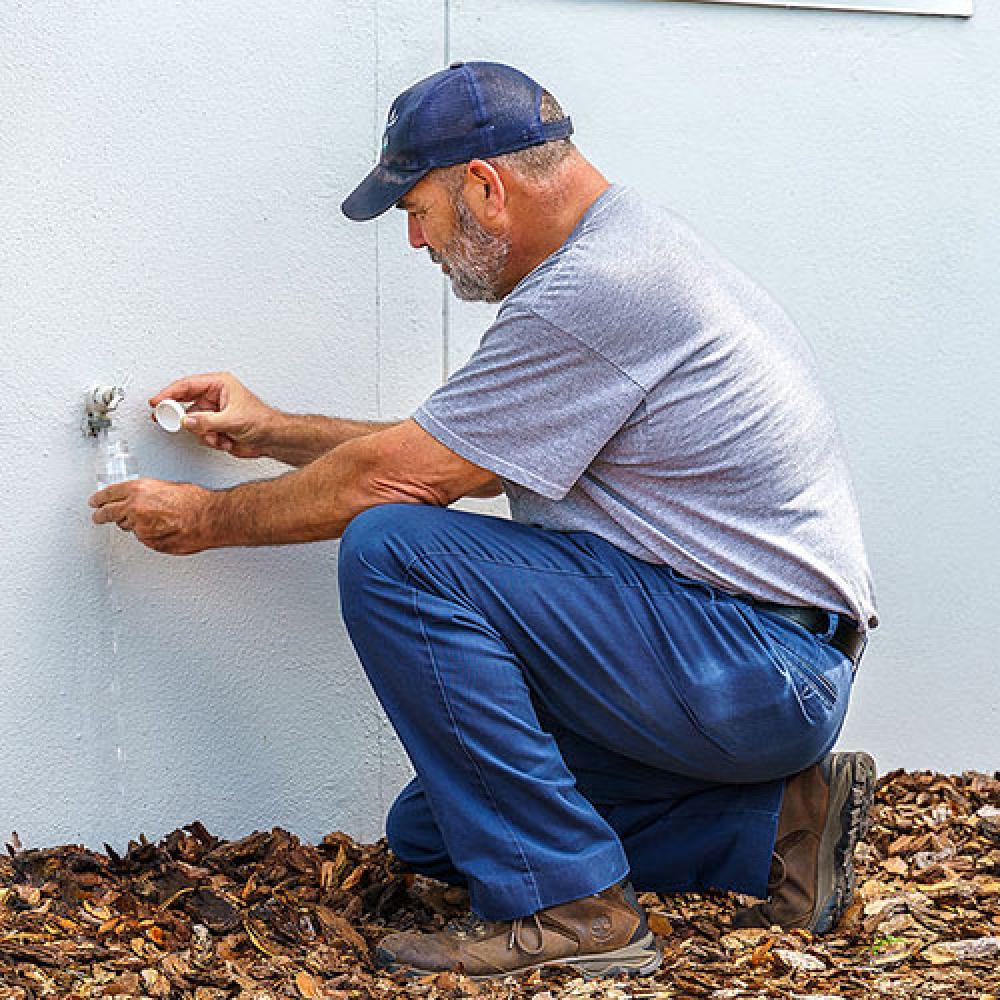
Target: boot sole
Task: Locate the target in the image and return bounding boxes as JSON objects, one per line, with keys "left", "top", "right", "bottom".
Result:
{"left": 811, "top": 750, "right": 877, "bottom": 934}
{"left": 378, "top": 930, "right": 663, "bottom": 981}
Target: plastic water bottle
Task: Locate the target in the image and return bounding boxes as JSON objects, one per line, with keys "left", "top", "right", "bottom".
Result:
{"left": 96, "top": 428, "right": 139, "bottom": 488}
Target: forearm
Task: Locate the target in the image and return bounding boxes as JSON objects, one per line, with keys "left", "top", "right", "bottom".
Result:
{"left": 196, "top": 419, "right": 501, "bottom": 551}
{"left": 263, "top": 412, "right": 398, "bottom": 467}
{"left": 204, "top": 436, "right": 385, "bottom": 547}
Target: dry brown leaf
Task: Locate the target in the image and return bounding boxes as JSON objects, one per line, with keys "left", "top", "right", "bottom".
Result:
{"left": 82, "top": 899, "right": 113, "bottom": 921}
{"left": 882, "top": 857, "right": 909, "bottom": 876}
{"left": 295, "top": 969, "right": 321, "bottom": 997}
{"left": 312, "top": 905, "right": 369, "bottom": 955}
{"left": 721, "top": 927, "right": 771, "bottom": 951}
{"left": 774, "top": 947, "right": 825, "bottom": 972}
{"left": 15, "top": 886, "right": 42, "bottom": 908}
{"left": 146, "top": 925, "right": 168, "bottom": 946}
{"left": 922, "top": 936, "right": 1000, "bottom": 963}
{"left": 320, "top": 861, "right": 337, "bottom": 891}
{"left": 751, "top": 937, "right": 776, "bottom": 966}
{"left": 339, "top": 863, "right": 368, "bottom": 893}
{"left": 100, "top": 971, "right": 140, "bottom": 995}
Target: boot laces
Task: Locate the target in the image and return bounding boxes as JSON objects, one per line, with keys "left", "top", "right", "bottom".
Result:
{"left": 445, "top": 912, "right": 490, "bottom": 940}
{"left": 508, "top": 913, "right": 546, "bottom": 956}
{"left": 445, "top": 911, "right": 548, "bottom": 954}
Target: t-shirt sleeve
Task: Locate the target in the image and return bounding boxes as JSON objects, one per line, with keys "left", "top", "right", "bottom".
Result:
{"left": 413, "top": 309, "right": 646, "bottom": 500}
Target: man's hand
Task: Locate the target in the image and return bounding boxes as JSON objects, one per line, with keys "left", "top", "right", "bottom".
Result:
{"left": 150, "top": 372, "right": 277, "bottom": 458}
{"left": 89, "top": 479, "right": 216, "bottom": 555}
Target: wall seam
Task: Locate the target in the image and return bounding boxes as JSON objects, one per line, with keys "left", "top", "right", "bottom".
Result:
{"left": 373, "top": 0, "right": 383, "bottom": 419}
{"left": 441, "top": 0, "right": 452, "bottom": 381}
{"left": 372, "top": 0, "right": 386, "bottom": 823}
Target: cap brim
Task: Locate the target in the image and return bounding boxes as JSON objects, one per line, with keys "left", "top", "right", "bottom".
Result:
{"left": 341, "top": 161, "right": 429, "bottom": 222}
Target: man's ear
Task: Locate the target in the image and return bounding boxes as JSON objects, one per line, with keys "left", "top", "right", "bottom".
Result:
{"left": 463, "top": 159, "right": 506, "bottom": 226}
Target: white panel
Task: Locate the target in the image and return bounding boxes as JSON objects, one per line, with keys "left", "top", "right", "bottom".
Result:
{"left": 450, "top": 0, "right": 1000, "bottom": 772}
{"left": 0, "top": 0, "right": 397, "bottom": 850}
{"left": 374, "top": 1, "right": 449, "bottom": 418}
{"left": 363, "top": 0, "right": 450, "bottom": 827}
{"left": 659, "top": 0, "right": 972, "bottom": 15}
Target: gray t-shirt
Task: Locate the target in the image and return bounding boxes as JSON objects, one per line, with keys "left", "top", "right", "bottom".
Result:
{"left": 414, "top": 184, "right": 878, "bottom": 631}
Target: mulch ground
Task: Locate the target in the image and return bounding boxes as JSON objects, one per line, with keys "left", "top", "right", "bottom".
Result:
{"left": 2, "top": 769, "right": 998, "bottom": 999}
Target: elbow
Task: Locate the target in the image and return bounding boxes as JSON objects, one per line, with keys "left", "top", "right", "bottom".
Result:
{"left": 347, "top": 456, "right": 455, "bottom": 518}
{"left": 365, "top": 473, "right": 456, "bottom": 509}
{"left": 336, "top": 480, "right": 450, "bottom": 541}
{"left": 334, "top": 427, "right": 495, "bottom": 520}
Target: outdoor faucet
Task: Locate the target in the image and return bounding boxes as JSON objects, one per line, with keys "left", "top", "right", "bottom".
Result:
{"left": 83, "top": 384, "right": 126, "bottom": 437}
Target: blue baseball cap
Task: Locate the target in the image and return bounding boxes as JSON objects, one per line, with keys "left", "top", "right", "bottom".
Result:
{"left": 341, "top": 61, "right": 573, "bottom": 222}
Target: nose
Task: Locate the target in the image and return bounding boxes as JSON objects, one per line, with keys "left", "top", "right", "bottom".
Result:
{"left": 407, "top": 214, "right": 427, "bottom": 250}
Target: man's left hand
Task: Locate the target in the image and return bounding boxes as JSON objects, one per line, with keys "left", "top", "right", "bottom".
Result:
{"left": 89, "top": 479, "right": 215, "bottom": 555}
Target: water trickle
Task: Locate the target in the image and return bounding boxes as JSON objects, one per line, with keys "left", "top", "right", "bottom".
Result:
{"left": 102, "top": 506, "right": 129, "bottom": 827}
{"left": 87, "top": 395, "right": 138, "bottom": 842}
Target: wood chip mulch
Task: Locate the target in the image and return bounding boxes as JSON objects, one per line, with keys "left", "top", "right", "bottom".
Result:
{"left": 2, "top": 769, "right": 999, "bottom": 999}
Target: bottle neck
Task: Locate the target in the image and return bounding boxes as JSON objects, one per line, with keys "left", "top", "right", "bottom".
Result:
{"left": 99, "top": 427, "right": 129, "bottom": 451}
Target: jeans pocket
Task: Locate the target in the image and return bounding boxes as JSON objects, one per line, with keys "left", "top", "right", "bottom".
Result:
{"left": 766, "top": 632, "right": 839, "bottom": 712}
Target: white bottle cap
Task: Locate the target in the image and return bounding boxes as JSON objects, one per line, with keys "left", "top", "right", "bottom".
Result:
{"left": 154, "top": 398, "right": 187, "bottom": 433}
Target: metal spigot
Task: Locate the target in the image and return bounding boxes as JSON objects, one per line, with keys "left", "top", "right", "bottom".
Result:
{"left": 83, "top": 385, "right": 126, "bottom": 437}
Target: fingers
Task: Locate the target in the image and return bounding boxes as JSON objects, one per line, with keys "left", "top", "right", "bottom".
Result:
{"left": 89, "top": 481, "right": 142, "bottom": 528}
{"left": 91, "top": 500, "right": 129, "bottom": 526}
{"left": 89, "top": 481, "right": 138, "bottom": 508}
{"left": 149, "top": 373, "right": 226, "bottom": 407}
{"left": 87, "top": 478, "right": 207, "bottom": 554}
{"left": 182, "top": 409, "right": 236, "bottom": 434}
{"left": 197, "top": 431, "right": 234, "bottom": 452}
{"left": 149, "top": 374, "right": 263, "bottom": 459}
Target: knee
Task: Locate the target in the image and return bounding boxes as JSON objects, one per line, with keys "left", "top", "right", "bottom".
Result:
{"left": 337, "top": 503, "right": 424, "bottom": 590}
{"left": 385, "top": 785, "right": 443, "bottom": 867}
{"left": 384, "top": 792, "right": 419, "bottom": 862}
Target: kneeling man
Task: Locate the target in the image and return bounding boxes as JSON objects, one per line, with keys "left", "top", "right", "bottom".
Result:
{"left": 91, "top": 62, "right": 879, "bottom": 980}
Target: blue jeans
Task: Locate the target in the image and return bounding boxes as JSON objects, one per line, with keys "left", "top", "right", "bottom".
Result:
{"left": 338, "top": 504, "right": 854, "bottom": 921}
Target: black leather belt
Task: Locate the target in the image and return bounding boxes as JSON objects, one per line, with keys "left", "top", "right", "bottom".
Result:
{"left": 752, "top": 601, "right": 867, "bottom": 670}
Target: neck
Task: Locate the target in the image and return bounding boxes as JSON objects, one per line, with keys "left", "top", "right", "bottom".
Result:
{"left": 498, "top": 160, "right": 611, "bottom": 297}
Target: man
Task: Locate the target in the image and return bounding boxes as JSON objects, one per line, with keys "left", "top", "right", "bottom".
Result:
{"left": 90, "top": 62, "right": 879, "bottom": 980}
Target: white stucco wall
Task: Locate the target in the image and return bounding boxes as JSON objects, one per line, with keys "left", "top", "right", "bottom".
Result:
{"left": 1, "top": 0, "right": 995, "bottom": 853}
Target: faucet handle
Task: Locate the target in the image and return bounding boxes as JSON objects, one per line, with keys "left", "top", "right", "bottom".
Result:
{"left": 83, "top": 384, "right": 126, "bottom": 437}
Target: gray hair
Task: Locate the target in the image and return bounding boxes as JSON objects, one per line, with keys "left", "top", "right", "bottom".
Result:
{"left": 437, "top": 90, "right": 576, "bottom": 192}
{"left": 490, "top": 91, "right": 575, "bottom": 182}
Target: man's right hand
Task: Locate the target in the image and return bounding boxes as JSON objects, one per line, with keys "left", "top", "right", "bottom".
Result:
{"left": 150, "top": 372, "right": 278, "bottom": 459}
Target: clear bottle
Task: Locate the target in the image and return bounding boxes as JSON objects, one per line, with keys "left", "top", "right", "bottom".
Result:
{"left": 96, "top": 427, "right": 139, "bottom": 488}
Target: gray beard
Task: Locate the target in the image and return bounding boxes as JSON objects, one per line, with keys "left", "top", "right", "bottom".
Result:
{"left": 429, "top": 194, "right": 511, "bottom": 303}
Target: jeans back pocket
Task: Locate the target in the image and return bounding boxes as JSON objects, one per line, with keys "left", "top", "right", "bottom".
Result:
{"left": 766, "top": 635, "right": 839, "bottom": 712}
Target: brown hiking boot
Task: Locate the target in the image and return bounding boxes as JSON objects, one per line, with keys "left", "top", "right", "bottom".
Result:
{"left": 375, "top": 879, "right": 662, "bottom": 980}
{"left": 732, "top": 751, "right": 876, "bottom": 934}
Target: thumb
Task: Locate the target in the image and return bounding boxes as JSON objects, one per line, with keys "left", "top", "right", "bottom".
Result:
{"left": 183, "top": 410, "right": 232, "bottom": 434}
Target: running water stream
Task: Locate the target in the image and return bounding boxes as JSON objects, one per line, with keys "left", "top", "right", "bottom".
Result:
{"left": 103, "top": 524, "right": 129, "bottom": 827}
{"left": 94, "top": 424, "right": 139, "bottom": 835}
